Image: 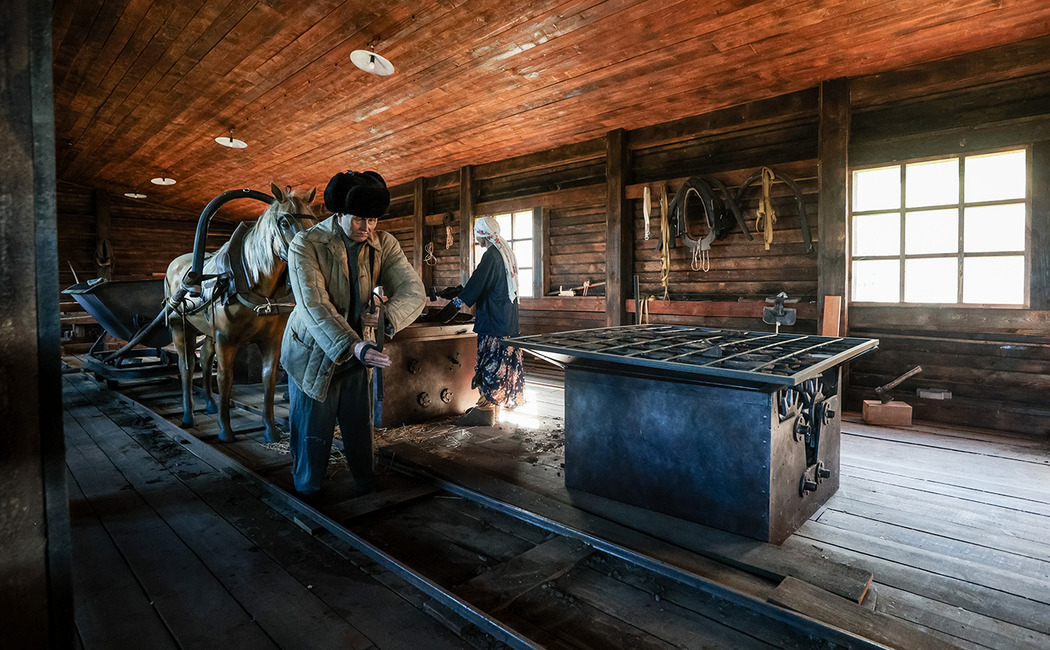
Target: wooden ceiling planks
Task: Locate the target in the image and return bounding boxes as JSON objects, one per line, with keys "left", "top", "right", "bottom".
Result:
{"left": 51, "top": 0, "right": 1050, "bottom": 219}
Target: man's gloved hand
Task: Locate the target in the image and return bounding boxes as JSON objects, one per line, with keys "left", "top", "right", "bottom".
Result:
{"left": 434, "top": 301, "right": 460, "bottom": 324}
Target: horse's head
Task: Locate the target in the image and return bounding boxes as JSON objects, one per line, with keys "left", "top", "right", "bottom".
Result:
{"left": 265, "top": 182, "right": 318, "bottom": 260}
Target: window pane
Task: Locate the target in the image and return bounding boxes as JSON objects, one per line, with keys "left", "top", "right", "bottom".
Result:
{"left": 495, "top": 214, "right": 512, "bottom": 237}
{"left": 963, "top": 256, "right": 1024, "bottom": 304}
{"left": 963, "top": 203, "right": 1025, "bottom": 253}
{"left": 904, "top": 257, "right": 957, "bottom": 303}
{"left": 905, "top": 209, "right": 958, "bottom": 255}
{"left": 905, "top": 159, "right": 958, "bottom": 208}
{"left": 852, "top": 259, "right": 900, "bottom": 302}
{"left": 852, "top": 213, "right": 900, "bottom": 256}
{"left": 965, "top": 150, "right": 1026, "bottom": 202}
{"left": 513, "top": 210, "right": 533, "bottom": 239}
{"left": 517, "top": 268, "right": 534, "bottom": 298}
{"left": 853, "top": 166, "right": 900, "bottom": 211}
{"left": 513, "top": 240, "right": 533, "bottom": 267}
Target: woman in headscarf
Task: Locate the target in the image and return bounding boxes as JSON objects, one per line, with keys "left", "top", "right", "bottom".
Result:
{"left": 439, "top": 216, "right": 526, "bottom": 426}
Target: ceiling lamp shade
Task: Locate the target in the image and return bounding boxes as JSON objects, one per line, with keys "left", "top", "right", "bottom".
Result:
{"left": 123, "top": 192, "right": 147, "bottom": 199}
{"left": 351, "top": 49, "right": 394, "bottom": 76}
{"left": 215, "top": 135, "right": 247, "bottom": 149}
{"left": 151, "top": 176, "right": 176, "bottom": 185}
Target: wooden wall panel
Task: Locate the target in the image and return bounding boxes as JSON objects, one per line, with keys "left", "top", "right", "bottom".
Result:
{"left": 547, "top": 205, "right": 607, "bottom": 295}
{"left": 518, "top": 297, "right": 605, "bottom": 336}
{"left": 53, "top": 36, "right": 1050, "bottom": 438}
{"left": 628, "top": 117, "right": 820, "bottom": 332}
{"left": 845, "top": 58, "right": 1050, "bottom": 437}
{"left": 429, "top": 223, "right": 461, "bottom": 291}
{"left": 57, "top": 181, "right": 230, "bottom": 348}
{"left": 380, "top": 215, "right": 415, "bottom": 268}
{"left": 57, "top": 181, "right": 208, "bottom": 285}
{"left": 479, "top": 159, "right": 606, "bottom": 205}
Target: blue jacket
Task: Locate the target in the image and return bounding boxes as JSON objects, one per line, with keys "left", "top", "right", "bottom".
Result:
{"left": 458, "top": 246, "right": 520, "bottom": 337}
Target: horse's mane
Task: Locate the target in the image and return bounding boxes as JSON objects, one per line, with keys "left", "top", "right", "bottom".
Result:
{"left": 241, "top": 189, "right": 317, "bottom": 284}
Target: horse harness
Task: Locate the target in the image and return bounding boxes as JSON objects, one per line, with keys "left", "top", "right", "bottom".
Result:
{"left": 172, "top": 214, "right": 308, "bottom": 319}
{"left": 658, "top": 167, "right": 814, "bottom": 274}
{"left": 667, "top": 175, "right": 752, "bottom": 271}
{"left": 734, "top": 168, "right": 813, "bottom": 255}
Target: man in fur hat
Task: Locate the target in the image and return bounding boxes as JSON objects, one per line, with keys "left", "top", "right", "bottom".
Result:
{"left": 282, "top": 170, "right": 425, "bottom": 498}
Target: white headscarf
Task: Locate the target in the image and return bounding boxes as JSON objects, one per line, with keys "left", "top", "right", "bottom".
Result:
{"left": 474, "top": 216, "right": 519, "bottom": 301}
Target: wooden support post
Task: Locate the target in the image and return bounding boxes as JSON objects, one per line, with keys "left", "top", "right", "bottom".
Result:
{"left": 817, "top": 79, "right": 850, "bottom": 336}
{"left": 0, "top": 0, "right": 73, "bottom": 644}
{"left": 1030, "top": 142, "right": 1050, "bottom": 310}
{"left": 605, "top": 128, "right": 631, "bottom": 327}
{"left": 458, "top": 165, "right": 474, "bottom": 285}
{"left": 412, "top": 176, "right": 432, "bottom": 288}
{"left": 94, "top": 188, "right": 112, "bottom": 280}
{"left": 533, "top": 206, "right": 546, "bottom": 299}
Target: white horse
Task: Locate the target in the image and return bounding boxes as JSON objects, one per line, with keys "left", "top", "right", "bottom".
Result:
{"left": 165, "top": 183, "right": 316, "bottom": 442}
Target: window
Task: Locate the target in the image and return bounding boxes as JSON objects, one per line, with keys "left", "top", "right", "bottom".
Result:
{"left": 850, "top": 149, "right": 1028, "bottom": 305}
{"left": 473, "top": 210, "right": 535, "bottom": 298}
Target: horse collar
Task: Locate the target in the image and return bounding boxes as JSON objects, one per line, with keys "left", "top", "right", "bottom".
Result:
{"left": 224, "top": 221, "right": 295, "bottom": 315}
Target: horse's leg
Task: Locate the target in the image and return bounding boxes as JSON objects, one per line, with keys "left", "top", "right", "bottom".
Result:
{"left": 201, "top": 336, "right": 218, "bottom": 414}
{"left": 171, "top": 321, "right": 196, "bottom": 428}
{"left": 259, "top": 337, "right": 282, "bottom": 443}
{"left": 215, "top": 336, "right": 238, "bottom": 443}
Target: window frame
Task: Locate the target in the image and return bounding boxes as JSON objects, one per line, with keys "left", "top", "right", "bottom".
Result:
{"left": 849, "top": 146, "right": 1032, "bottom": 308}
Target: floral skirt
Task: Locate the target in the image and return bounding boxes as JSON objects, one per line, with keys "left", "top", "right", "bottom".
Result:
{"left": 472, "top": 334, "right": 526, "bottom": 409}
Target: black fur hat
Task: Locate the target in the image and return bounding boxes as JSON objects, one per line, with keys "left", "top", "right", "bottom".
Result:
{"left": 323, "top": 170, "right": 390, "bottom": 218}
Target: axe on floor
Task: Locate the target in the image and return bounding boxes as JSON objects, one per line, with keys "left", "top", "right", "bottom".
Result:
{"left": 864, "top": 365, "right": 922, "bottom": 426}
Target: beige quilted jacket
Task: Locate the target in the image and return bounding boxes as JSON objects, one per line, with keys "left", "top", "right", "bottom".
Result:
{"left": 282, "top": 216, "right": 425, "bottom": 400}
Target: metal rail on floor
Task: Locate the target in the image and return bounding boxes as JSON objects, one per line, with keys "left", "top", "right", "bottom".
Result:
{"left": 115, "top": 388, "right": 892, "bottom": 650}
{"left": 114, "top": 391, "right": 543, "bottom": 650}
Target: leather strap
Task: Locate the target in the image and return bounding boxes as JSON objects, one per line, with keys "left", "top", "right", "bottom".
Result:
{"left": 735, "top": 167, "right": 813, "bottom": 254}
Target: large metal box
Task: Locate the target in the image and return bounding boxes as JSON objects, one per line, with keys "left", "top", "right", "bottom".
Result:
{"left": 374, "top": 322, "right": 477, "bottom": 428}
{"left": 564, "top": 364, "right": 840, "bottom": 544}
{"left": 506, "top": 325, "right": 876, "bottom": 544}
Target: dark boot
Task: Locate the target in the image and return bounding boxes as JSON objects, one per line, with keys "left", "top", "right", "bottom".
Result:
{"left": 455, "top": 407, "right": 495, "bottom": 426}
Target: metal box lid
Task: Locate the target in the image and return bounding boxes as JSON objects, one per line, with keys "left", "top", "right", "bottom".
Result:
{"left": 506, "top": 324, "right": 878, "bottom": 388}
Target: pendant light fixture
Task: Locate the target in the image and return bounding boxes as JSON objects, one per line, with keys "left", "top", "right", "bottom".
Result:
{"left": 351, "top": 49, "right": 395, "bottom": 76}
{"left": 123, "top": 192, "right": 147, "bottom": 199}
{"left": 215, "top": 129, "right": 247, "bottom": 149}
{"left": 151, "top": 176, "right": 176, "bottom": 186}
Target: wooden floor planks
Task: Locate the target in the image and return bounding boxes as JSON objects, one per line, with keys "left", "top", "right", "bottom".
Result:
{"left": 64, "top": 374, "right": 475, "bottom": 650}
{"left": 67, "top": 471, "right": 181, "bottom": 650}
{"left": 68, "top": 368, "right": 1050, "bottom": 649}
{"left": 384, "top": 378, "right": 1050, "bottom": 650}
{"left": 792, "top": 420, "right": 1050, "bottom": 649}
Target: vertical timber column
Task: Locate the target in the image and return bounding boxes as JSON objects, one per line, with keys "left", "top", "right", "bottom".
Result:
{"left": 459, "top": 165, "right": 475, "bottom": 285}
{"left": 817, "top": 79, "right": 850, "bottom": 336}
{"left": 1030, "top": 142, "right": 1050, "bottom": 310}
{"left": 413, "top": 176, "right": 433, "bottom": 288}
{"left": 605, "top": 129, "right": 631, "bottom": 326}
{"left": 533, "top": 207, "right": 547, "bottom": 299}
{"left": 94, "top": 188, "right": 112, "bottom": 280}
{"left": 0, "top": 0, "right": 73, "bottom": 646}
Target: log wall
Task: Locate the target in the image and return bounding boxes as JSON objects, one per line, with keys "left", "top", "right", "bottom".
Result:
{"left": 62, "top": 35, "right": 1050, "bottom": 436}
{"left": 844, "top": 38, "right": 1050, "bottom": 436}
{"left": 58, "top": 181, "right": 235, "bottom": 347}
